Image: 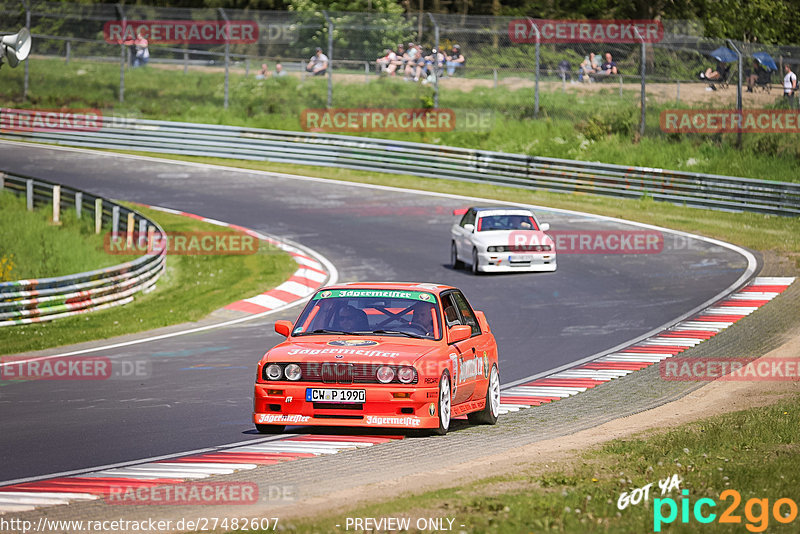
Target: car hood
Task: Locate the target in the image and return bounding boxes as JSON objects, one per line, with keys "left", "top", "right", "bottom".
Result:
{"left": 264, "top": 337, "right": 438, "bottom": 366}
{"left": 472, "top": 229, "right": 554, "bottom": 247}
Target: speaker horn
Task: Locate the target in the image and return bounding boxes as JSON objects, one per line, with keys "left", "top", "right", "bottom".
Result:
{"left": 1, "top": 28, "right": 31, "bottom": 68}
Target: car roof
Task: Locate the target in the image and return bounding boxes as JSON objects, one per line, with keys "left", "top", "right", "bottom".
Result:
{"left": 320, "top": 282, "right": 454, "bottom": 294}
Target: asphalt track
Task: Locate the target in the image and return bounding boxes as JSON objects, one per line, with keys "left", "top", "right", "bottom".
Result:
{"left": 0, "top": 142, "right": 753, "bottom": 483}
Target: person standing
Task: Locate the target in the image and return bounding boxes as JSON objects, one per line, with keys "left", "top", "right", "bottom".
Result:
{"left": 133, "top": 30, "right": 149, "bottom": 68}
{"left": 783, "top": 64, "right": 797, "bottom": 104}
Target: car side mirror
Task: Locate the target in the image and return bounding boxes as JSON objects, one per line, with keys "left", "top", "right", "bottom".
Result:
{"left": 448, "top": 324, "right": 472, "bottom": 343}
{"left": 274, "top": 320, "right": 292, "bottom": 337}
{"left": 464, "top": 223, "right": 475, "bottom": 233}
{"left": 539, "top": 222, "right": 550, "bottom": 232}
{"left": 474, "top": 311, "right": 491, "bottom": 333}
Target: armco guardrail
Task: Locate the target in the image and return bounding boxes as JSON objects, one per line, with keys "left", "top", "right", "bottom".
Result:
{"left": 1, "top": 113, "right": 798, "bottom": 216}
{"left": 0, "top": 171, "right": 166, "bottom": 327}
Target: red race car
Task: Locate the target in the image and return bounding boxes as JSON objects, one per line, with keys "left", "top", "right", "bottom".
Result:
{"left": 253, "top": 282, "right": 500, "bottom": 435}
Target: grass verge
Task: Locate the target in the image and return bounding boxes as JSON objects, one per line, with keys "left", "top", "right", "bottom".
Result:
{"left": 274, "top": 396, "right": 800, "bottom": 533}
{"left": 2, "top": 57, "right": 800, "bottom": 182}
{"left": 0, "top": 202, "right": 298, "bottom": 355}
{"left": 0, "top": 190, "right": 135, "bottom": 279}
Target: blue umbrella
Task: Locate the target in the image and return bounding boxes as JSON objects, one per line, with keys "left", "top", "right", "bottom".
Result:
{"left": 708, "top": 46, "right": 737, "bottom": 64}
{"left": 752, "top": 51, "right": 777, "bottom": 72}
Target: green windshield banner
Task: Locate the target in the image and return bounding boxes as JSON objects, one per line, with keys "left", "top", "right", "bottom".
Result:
{"left": 314, "top": 289, "right": 435, "bottom": 302}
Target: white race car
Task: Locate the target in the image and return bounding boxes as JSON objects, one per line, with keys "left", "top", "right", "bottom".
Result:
{"left": 450, "top": 207, "right": 556, "bottom": 274}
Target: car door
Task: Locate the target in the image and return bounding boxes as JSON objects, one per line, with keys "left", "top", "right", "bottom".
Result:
{"left": 455, "top": 209, "right": 476, "bottom": 259}
{"left": 441, "top": 291, "right": 482, "bottom": 404}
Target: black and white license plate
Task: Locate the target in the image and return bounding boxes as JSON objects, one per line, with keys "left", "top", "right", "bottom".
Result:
{"left": 306, "top": 388, "right": 366, "bottom": 403}
{"left": 509, "top": 254, "right": 533, "bottom": 262}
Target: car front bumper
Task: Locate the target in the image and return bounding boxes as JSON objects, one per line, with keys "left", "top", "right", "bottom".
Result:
{"left": 477, "top": 251, "right": 557, "bottom": 272}
{"left": 253, "top": 383, "right": 442, "bottom": 429}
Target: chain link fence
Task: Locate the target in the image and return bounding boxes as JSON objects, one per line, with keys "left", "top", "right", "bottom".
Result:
{"left": 2, "top": 1, "right": 800, "bottom": 142}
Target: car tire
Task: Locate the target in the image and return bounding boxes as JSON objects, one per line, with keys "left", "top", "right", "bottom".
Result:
{"left": 255, "top": 424, "right": 286, "bottom": 434}
{"left": 451, "top": 242, "right": 464, "bottom": 269}
{"left": 468, "top": 365, "right": 500, "bottom": 425}
{"left": 471, "top": 248, "right": 481, "bottom": 275}
{"left": 432, "top": 370, "right": 451, "bottom": 436}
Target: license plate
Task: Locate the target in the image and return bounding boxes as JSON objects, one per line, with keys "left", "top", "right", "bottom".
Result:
{"left": 509, "top": 254, "right": 533, "bottom": 262}
{"left": 306, "top": 388, "right": 366, "bottom": 403}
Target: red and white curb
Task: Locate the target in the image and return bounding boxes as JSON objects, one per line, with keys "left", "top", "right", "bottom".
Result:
{"left": 0, "top": 435, "right": 402, "bottom": 514}
{"left": 139, "top": 205, "right": 330, "bottom": 314}
{"left": 497, "top": 276, "right": 795, "bottom": 414}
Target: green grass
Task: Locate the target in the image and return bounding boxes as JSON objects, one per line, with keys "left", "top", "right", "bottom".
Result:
{"left": 2, "top": 57, "right": 800, "bottom": 182}
{"left": 0, "top": 202, "right": 298, "bottom": 355}
{"left": 0, "top": 190, "right": 136, "bottom": 279}
{"left": 262, "top": 396, "right": 800, "bottom": 533}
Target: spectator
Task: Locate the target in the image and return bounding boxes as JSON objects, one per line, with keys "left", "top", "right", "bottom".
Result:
{"left": 255, "top": 63, "right": 269, "bottom": 80}
{"left": 579, "top": 52, "right": 600, "bottom": 82}
{"left": 125, "top": 30, "right": 149, "bottom": 68}
{"left": 409, "top": 43, "right": 425, "bottom": 81}
{"left": 420, "top": 48, "right": 445, "bottom": 84}
{"left": 783, "top": 64, "right": 797, "bottom": 101}
{"left": 595, "top": 52, "right": 617, "bottom": 77}
{"left": 376, "top": 48, "right": 398, "bottom": 75}
{"left": 275, "top": 62, "right": 287, "bottom": 77}
{"left": 558, "top": 59, "right": 571, "bottom": 82}
{"left": 445, "top": 44, "right": 465, "bottom": 76}
{"left": 392, "top": 43, "right": 406, "bottom": 72}
{"left": 306, "top": 47, "right": 328, "bottom": 76}
{"left": 699, "top": 60, "right": 729, "bottom": 90}
{"left": 403, "top": 42, "right": 419, "bottom": 80}
{"left": 746, "top": 60, "right": 766, "bottom": 92}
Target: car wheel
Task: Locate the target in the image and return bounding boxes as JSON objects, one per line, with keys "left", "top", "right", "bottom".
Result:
{"left": 255, "top": 424, "right": 286, "bottom": 434}
{"left": 451, "top": 242, "right": 464, "bottom": 269}
{"left": 471, "top": 248, "right": 481, "bottom": 275}
{"left": 432, "top": 370, "right": 451, "bottom": 435}
{"left": 468, "top": 365, "right": 500, "bottom": 425}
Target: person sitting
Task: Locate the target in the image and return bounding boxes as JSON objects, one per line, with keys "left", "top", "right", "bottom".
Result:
{"left": 445, "top": 45, "right": 465, "bottom": 77}
{"left": 699, "top": 60, "right": 729, "bottom": 91}
{"left": 419, "top": 48, "right": 445, "bottom": 83}
{"left": 409, "top": 303, "right": 435, "bottom": 336}
{"left": 746, "top": 60, "right": 769, "bottom": 92}
{"left": 404, "top": 42, "right": 420, "bottom": 80}
{"left": 335, "top": 306, "right": 369, "bottom": 332}
{"left": 579, "top": 52, "right": 600, "bottom": 82}
{"left": 306, "top": 47, "right": 328, "bottom": 76}
{"left": 275, "top": 62, "right": 287, "bottom": 77}
{"left": 591, "top": 52, "right": 617, "bottom": 80}
{"left": 376, "top": 48, "right": 398, "bottom": 75}
{"left": 255, "top": 63, "right": 269, "bottom": 80}
{"left": 391, "top": 44, "right": 406, "bottom": 73}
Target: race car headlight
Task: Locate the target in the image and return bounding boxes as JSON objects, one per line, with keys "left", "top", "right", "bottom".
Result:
{"left": 284, "top": 363, "right": 302, "bottom": 381}
{"left": 265, "top": 364, "right": 283, "bottom": 380}
{"left": 397, "top": 366, "right": 415, "bottom": 384}
{"left": 487, "top": 246, "right": 498, "bottom": 252}
{"left": 376, "top": 366, "right": 395, "bottom": 384}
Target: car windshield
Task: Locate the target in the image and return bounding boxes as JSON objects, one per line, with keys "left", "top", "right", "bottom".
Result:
{"left": 292, "top": 289, "right": 442, "bottom": 340}
{"left": 477, "top": 214, "right": 537, "bottom": 231}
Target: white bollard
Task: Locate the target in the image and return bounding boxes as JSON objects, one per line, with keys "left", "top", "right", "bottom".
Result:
{"left": 75, "top": 192, "right": 83, "bottom": 219}
{"left": 52, "top": 185, "right": 61, "bottom": 224}
{"left": 95, "top": 198, "right": 103, "bottom": 234}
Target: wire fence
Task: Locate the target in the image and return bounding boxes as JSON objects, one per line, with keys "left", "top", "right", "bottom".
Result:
{"left": 2, "top": 1, "right": 800, "bottom": 140}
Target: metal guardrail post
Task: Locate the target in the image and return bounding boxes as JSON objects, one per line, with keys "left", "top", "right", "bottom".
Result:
{"left": 635, "top": 27, "right": 646, "bottom": 137}
{"left": 323, "top": 11, "right": 334, "bottom": 109}
{"left": 728, "top": 39, "right": 743, "bottom": 148}
{"left": 219, "top": 8, "right": 230, "bottom": 110}
{"left": 0, "top": 172, "right": 4, "bottom": 191}
{"left": 526, "top": 18, "right": 540, "bottom": 118}
{"left": 95, "top": 198, "right": 103, "bottom": 234}
{"left": 75, "top": 191, "right": 82, "bottom": 218}
{"left": 65, "top": 40, "right": 71, "bottom": 64}
{"left": 112, "top": 205, "right": 120, "bottom": 236}
{"left": 26, "top": 179, "right": 33, "bottom": 211}
{"left": 52, "top": 184, "right": 61, "bottom": 224}
{"left": 116, "top": 4, "right": 126, "bottom": 103}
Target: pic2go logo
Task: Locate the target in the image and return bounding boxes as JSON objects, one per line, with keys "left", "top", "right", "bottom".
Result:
{"left": 654, "top": 489, "right": 799, "bottom": 532}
